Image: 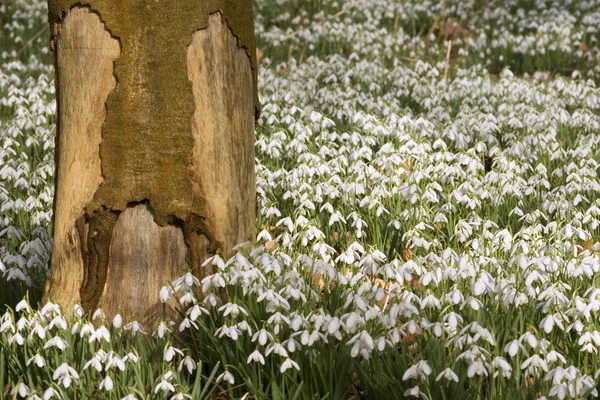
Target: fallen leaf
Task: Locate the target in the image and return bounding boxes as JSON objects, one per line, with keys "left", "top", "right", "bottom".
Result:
{"left": 256, "top": 48, "right": 264, "bottom": 65}
{"left": 402, "top": 247, "right": 413, "bottom": 262}
{"left": 579, "top": 238, "right": 594, "bottom": 256}
{"left": 4, "top": 384, "right": 11, "bottom": 399}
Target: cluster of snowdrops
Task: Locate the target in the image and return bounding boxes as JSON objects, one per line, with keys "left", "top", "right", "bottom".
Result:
{"left": 2, "top": 0, "right": 600, "bottom": 398}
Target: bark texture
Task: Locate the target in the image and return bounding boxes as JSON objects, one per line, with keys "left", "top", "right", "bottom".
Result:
{"left": 42, "top": 1, "right": 257, "bottom": 333}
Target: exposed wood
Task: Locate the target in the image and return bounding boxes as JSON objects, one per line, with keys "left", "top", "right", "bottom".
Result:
{"left": 100, "top": 204, "right": 184, "bottom": 330}
{"left": 187, "top": 12, "right": 256, "bottom": 283}
{"left": 43, "top": 6, "right": 119, "bottom": 316}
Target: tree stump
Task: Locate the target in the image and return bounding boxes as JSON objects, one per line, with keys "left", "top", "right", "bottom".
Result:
{"left": 41, "top": 1, "right": 258, "bottom": 333}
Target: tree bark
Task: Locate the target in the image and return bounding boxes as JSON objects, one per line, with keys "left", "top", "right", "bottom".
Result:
{"left": 41, "top": 1, "right": 258, "bottom": 333}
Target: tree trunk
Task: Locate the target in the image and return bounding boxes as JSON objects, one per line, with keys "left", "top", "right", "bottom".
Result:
{"left": 41, "top": 1, "right": 258, "bottom": 333}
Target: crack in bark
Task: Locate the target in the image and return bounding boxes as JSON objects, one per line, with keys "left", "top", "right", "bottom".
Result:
{"left": 78, "top": 208, "right": 118, "bottom": 313}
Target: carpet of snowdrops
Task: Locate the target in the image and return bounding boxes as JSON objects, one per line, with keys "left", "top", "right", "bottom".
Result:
{"left": 2, "top": 0, "right": 600, "bottom": 399}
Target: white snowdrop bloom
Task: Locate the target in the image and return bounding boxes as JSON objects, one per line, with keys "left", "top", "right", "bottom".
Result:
{"left": 170, "top": 393, "right": 192, "bottom": 400}
{"left": 219, "top": 303, "right": 248, "bottom": 318}
{"left": 159, "top": 286, "right": 172, "bottom": 303}
{"left": 40, "top": 302, "right": 62, "bottom": 319}
{"left": 216, "top": 324, "right": 241, "bottom": 340}
{"left": 154, "top": 379, "right": 175, "bottom": 394}
{"left": 490, "top": 357, "right": 512, "bottom": 379}
{"left": 26, "top": 354, "right": 46, "bottom": 368}
{"left": 348, "top": 330, "right": 375, "bottom": 359}
{"left": 15, "top": 299, "right": 31, "bottom": 314}
{"left": 92, "top": 308, "right": 105, "bottom": 321}
{"left": 48, "top": 316, "right": 67, "bottom": 331}
{"left": 521, "top": 354, "right": 549, "bottom": 373}
{"left": 247, "top": 349, "right": 265, "bottom": 365}
{"left": 217, "top": 371, "right": 235, "bottom": 385}
{"left": 154, "top": 321, "right": 173, "bottom": 339}
{"left": 252, "top": 329, "right": 274, "bottom": 346}
{"left": 124, "top": 352, "right": 139, "bottom": 364}
{"left": 504, "top": 339, "right": 524, "bottom": 357}
{"left": 402, "top": 360, "right": 432, "bottom": 381}
{"left": 178, "top": 356, "right": 197, "bottom": 375}
{"left": 52, "top": 362, "right": 80, "bottom": 388}
{"left": 90, "top": 326, "right": 111, "bottom": 343}
{"left": 71, "top": 304, "right": 84, "bottom": 319}
{"left": 280, "top": 357, "right": 300, "bottom": 373}
{"left": 105, "top": 352, "right": 126, "bottom": 371}
{"left": 43, "top": 388, "right": 60, "bottom": 400}
{"left": 83, "top": 356, "right": 103, "bottom": 372}
{"left": 28, "top": 324, "right": 46, "bottom": 341}
{"left": 99, "top": 376, "right": 113, "bottom": 391}
{"left": 403, "top": 386, "right": 428, "bottom": 400}
{"left": 163, "top": 345, "right": 184, "bottom": 363}
{"left": 436, "top": 368, "right": 459, "bottom": 382}
{"left": 266, "top": 342, "right": 289, "bottom": 357}
{"left": 187, "top": 305, "right": 209, "bottom": 322}
{"left": 0, "top": 319, "right": 15, "bottom": 334}
{"left": 44, "top": 337, "right": 68, "bottom": 351}
{"left": 467, "top": 360, "right": 488, "bottom": 378}
{"left": 11, "top": 383, "right": 30, "bottom": 398}
{"left": 178, "top": 292, "right": 196, "bottom": 306}
{"left": 520, "top": 332, "right": 538, "bottom": 350}
{"left": 124, "top": 321, "right": 147, "bottom": 334}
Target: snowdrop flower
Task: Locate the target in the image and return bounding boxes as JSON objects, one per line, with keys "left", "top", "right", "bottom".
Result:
{"left": 170, "top": 394, "right": 192, "bottom": 400}
{"left": 92, "top": 308, "right": 105, "bottom": 321}
{"left": 112, "top": 314, "right": 123, "bottom": 329}
{"left": 280, "top": 358, "right": 300, "bottom": 373}
{"left": 490, "top": 357, "right": 512, "bottom": 378}
{"left": 521, "top": 355, "right": 549, "bottom": 374}
{"left": 43, "top": 388, "right": 60, "bottom": 399}
{"left": 164, "top": 346, "right": 184, "bottom": 362}
{"left": 348, "top": 330, "right": 375, "bottom": 359}
{"left": 217, "top": 371, "right": 235, "bottom": 385}
{"left": 99, "top": 376, "right": 113, "bottom": 391}
{"left": 178, "top": 356, "right": 196, "bottom": 374}
{"left": 402, "top": 360, "right": 432, "bottom": 381}
{"left": 247, "top": 350, "right": 265, "bottom": 364}
{"left": 403, "top": 386, "right": 428, "bottom": 399}
{"left": 105, "top": 352, "right": 126, "bottom": 371}
{"left": 159, "top": 286, "right": 172, "bottom": 303}
{"left": 26, "top": 354, "right": 46, "bottom": 368}
{"left": 44, "top": 337, "right": 67, "bottom": 350}
{"left": 52, "top": 362, "right": 79, "bottom": 388}
{"left": 90, "top": 326, "right": 111, "bottom": 343}
{"left": 467, "top": 360, "right": 488, "bottom": 378}
{"left": 15, "top": 299, "right": 31, "bottom": 314}
{"left": 266, "top": 342, "right": 289, "bottom": 357}
{"left": 154, "top": 379, "right": 175, "bottom": 394}
{"left": 123, "top": 321, "right": 146, "bottom": 335}
{"left": 155, "top": 320, "right": 173, "bottom": 339}
{"left": 219, "top": 303, "right": 248, "bottom": 318}
{"left": 436, "top": 368, "right": 459, "bottom": 382}
{"left": 11, "top": 383, "right": 30, "bottom": 398}
{"left": 83, "top": 356, "right": 103, "bottom": 372}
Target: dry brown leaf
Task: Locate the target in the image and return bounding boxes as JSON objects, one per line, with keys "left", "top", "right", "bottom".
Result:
{"left": 579, "top": 238, "right": 594, "bottom": 256}
{"left": 265, "top": 240, "right": 278, "bottom": 251}
{"left": 401, "top": 159, "right": 414, "bottom": 171}
{"left": 4, "top": 384, "right": 11, "bottom": 399}
{"left": 443, "top": 18, "right": 466, "bottom": 40}
{"left": 402, "top": 247, "right": 413, "bottom": 262}
{"left": 256, "top": 48, "right": 264, "bottom": 65}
